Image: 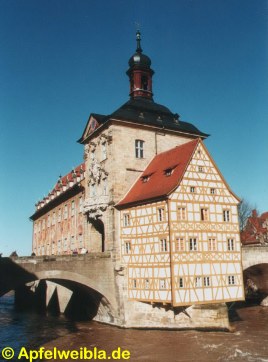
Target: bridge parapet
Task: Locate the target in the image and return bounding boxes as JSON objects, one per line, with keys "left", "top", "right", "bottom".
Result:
{"left": 13, "top": 252, "right": 111, "bottom": 264}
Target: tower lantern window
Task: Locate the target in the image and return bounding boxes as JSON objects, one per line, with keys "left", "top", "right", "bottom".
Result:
{"left": 141, "top": 76, "right": 148, "bottom": 90}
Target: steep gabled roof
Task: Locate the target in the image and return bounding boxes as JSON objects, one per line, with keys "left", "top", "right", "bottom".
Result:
{"left": 78, "top": 113, "right": 107, "bottom": 143}
{"left": 116, "top": 139, "right": 199, "bottom": 208}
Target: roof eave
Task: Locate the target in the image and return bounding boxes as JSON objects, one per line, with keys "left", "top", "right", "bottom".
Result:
{"left": 115, "top": 195, "right": 167, "bottom": 210}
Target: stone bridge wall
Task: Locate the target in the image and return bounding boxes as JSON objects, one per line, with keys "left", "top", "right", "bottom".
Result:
{"left": 242, "top": 246, "right": 268, "bottom": 270}
{"left": 0, "top": 252, "right": 120, "bottom": 318}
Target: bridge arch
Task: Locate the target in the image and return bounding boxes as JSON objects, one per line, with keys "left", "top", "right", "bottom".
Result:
{"left": 34, "top": 270, "right": 117, "bottom": 322}
{"left": 0, "top": 258, "right": 118, "bottom": 324}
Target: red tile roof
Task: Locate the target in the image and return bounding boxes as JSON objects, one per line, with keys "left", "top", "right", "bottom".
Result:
{"left": 116, "top": 139, "right": 199, "bottom": 208}
{"left": 36, "top": 163, "right": 85, "bottom": 209}
{"left": 241, "top": 210, "right": 268, "bottom": 245}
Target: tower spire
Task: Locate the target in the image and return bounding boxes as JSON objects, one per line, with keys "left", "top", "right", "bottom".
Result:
{"left": 136, "top": 30, "right": 142, "bottom": 53}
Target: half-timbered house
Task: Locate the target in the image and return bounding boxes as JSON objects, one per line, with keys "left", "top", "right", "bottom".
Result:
{"left": 117, "top": 138, "right": 244, "bottom": 306}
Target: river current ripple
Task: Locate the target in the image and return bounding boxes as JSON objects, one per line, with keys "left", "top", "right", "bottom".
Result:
{"left": 0, "top": 294, "right": 268, "bottom": 361}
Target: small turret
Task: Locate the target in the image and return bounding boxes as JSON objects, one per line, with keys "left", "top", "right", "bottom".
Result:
{"left": 126, "top": 31, "right": 154, "bottom": 99}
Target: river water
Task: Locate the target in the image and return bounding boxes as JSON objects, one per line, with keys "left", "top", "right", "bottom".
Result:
{"left": 0, "top": 293, "right": 268, "bottom": 362}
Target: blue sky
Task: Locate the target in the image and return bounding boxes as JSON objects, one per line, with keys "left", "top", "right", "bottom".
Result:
{"left": 0, "top": 0, "right": 267, "bottom": 256}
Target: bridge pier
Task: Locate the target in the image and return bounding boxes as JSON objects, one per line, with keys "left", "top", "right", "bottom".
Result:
{"left": 15, "top": 280, "right": 47, "bottom": 312}
{"left": 260, "top": 296, "right": 268, "bottom": 307}
{"left": 46, "top": 281, "right": 73, "bottom": 314}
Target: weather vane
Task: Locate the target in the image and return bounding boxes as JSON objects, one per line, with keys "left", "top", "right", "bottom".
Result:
{"left": 134, "top": 21, "right": 142, "bottom": 31}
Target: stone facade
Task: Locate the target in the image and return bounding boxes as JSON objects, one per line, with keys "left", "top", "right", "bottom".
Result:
{"left": 31, "top": 164, "right": 86, "bottom": 256}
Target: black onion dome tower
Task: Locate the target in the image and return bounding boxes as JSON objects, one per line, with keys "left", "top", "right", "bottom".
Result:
{"left": 79, "top": 31, "right": 209, "bottom": 145}
{"left": 126, "top": 31, "right": 154, "bottom": 99}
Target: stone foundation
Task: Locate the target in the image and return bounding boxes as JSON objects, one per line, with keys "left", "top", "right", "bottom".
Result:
{"left": 118, "top": 299, "right": 230, "bottom": 330}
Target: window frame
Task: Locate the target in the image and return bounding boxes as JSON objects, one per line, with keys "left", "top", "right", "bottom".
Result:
{"left": 227, "top": 238, "right": 235, "bottom": 251}
{"left": 177, "top": 206, "right": 187, "bottom": 221}
{"left": 160, "top": 238, "right": 168, "bottom": 252}
{"left": 135, "top": 139, "right": 144, "bottom": 159}
{"left": 189, "top": 238, "right": 198, "bottom": 251}
{"left": 157, "top": 207, "right": 165, "bottom": 222}
{"left": 200, "top": 208, "right": 209, "bottom": 221}
{"left": 204, "top": 276, "right": 211, "bottom": 287}
{"left": 223, "top": 209, "right": 231, "bottom": 222}
{"left": 125, "top": 241, "right": 131, "bottom": 254}
{"left": 228, "top": 275, "right": 236, "bottom": 285}
{"left": 123, "top": 213, "right": 130, "bottom": 227}
{"left": 176, "top": 237, "right": 185, "bottom": 252}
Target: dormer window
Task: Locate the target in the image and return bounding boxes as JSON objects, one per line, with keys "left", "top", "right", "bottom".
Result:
{"left": 164, "top": 168, "right": 173, "bottom": 176}
{"left": 141, "top": 175, "right": 150, "bottom": 183}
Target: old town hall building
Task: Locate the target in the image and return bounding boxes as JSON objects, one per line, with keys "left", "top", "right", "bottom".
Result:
{"left": 30, "top": 32, "right": 244, "bottom": 310}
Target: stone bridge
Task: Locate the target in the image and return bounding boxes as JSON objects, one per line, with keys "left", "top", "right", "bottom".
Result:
{"left": 242, "top": 245, "right": 268, "bottom": 305}
{"left": 242, "top": 245, "right": 268, "bottom": 270}
{"left": 0, "top": 246, "right": 268, "bottom": 328}
{"left": 0, "top": 253, "right": 121, "bottom": 325}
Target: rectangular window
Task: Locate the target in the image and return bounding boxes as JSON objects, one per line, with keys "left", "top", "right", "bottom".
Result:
{"left": 228, "top": 275, "right": 236, "bottom": 285}
{"left": 58, "top": 209, "right": 61, "bottom": 222}
{"left": 133, "top": 279, "right": 137, "bottom": 288}
{"left": 64, "top": 238, "right": 68, "bottom": 251}
{"left": 90, "top": 184, "right": 96, "bottom": 198}
{"left": 227, "top": 238, "right": 235, "bottom": 251}
{"left": 176, "top": 238, "right": 185, "bottom": 252}
{"left": 101, "top": 142, "right": 107, "bottom": 160}
{"left": 177, "top": 207, "right": 186, "bottom": 220}
{"left": 71, "top": 236, "right": 75, "bottom": 250}
{"left": 157, "top": 207, "right": 165, "bottom": 222}
{"left": 189, "top": 238, "right": 197, "bottom": 251}
{"left": 71, "top": 200, "right": 75, "bottom": 216}
{"left": 198, "top": 166, "right": 204, "bottom": 172}
{"left": 190, "top": 186, "right": 195, "bottom": 193}
{"left": 47, "top": 215, "right": 51, "bottom": 227}
{"left": 160, "top": 238, "right": 168, "bottom": 252}
{"left": 223, "top": 210, "right": 230, "bottom": 222}
{"left": 64, "top": 204, "right": 68, "bottom": 219}
{"left": 52, "top": 212, "right": 56, "bottom": 225}
{"left": 125, "top": 241, "right": 131, "bottom": 254}
{"left": 208, "top": 238, "right": 217, "bottom": 251}
{"left": 123, "top": 213, "right": 130, "bottom": 227}
{"left": 179, "top": 277, "right": 184, "bottom": 288}
{"left": 210, "top": 188, "right": 216, "bottom": 195}
{"left": 79, "top": 197, "right": 83, "bottom": 213}
{"left": 145, "top": 279, "right": 150, "bottom": 289}
{"left": 195, "top": 276, "right": 202, "bottom": 287}
{"left": 204, "top": 276, "right": 211, "bottom": 287}
{"left": 135, "top": 140, "right": 144, "bottom": 158}
{"left": 159, "top": 279, "right": 166, "bottom": 289}
{"left": 201, "top": 208, "right": 209, "bottom": 221}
